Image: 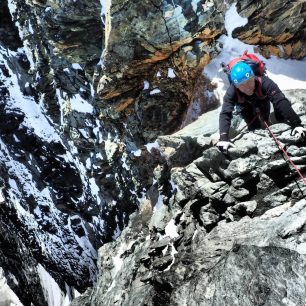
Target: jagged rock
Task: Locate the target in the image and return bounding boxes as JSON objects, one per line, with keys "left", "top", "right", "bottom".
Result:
{"left": 234, "top": 1, "right": 306, "bottom": 59}
{"left": 224, "top": 155, "right": 260, "bottom": 179}
{"left": 225, "top": 200, "right": 257, "bottom": 221}
{"left": 194, "top": 147, "right": 228, "bottom": 181}
{"left": 228, "top": 186, "right": 250, "bottom": 200}
{"left": 94, "top": 0, "right": 225, "bottom": 140}
{"left": 149, "top": 203, "right": 172, "bottom": 234}
{"left": 2, "top": 0, "right": 306, "bottom": 303}
{"left": 18, "top": 0, "right": 103, "bottom": 72}
{"left": 227, "top": 142, "right": 258, "bottom": 159}
{"left": 152, "top": 255, "right": 174, "bottom": 271}
{"left": 263, "top": 192, "right": 289, "bottom": 208}
{"left": 73, "top": 89, "right": 306, "bottom": 306}
{"left": 175, "top": 108, "right": 221, "bottom": 138}
{"left": 76, "top": 197, "right": 306, "bottom": 305}
{"left": 0, "top": 0, "right": 23, "bottom": 51}
{"left": 98, "top": 0, "right": 224, "bottom": 99}
{"left": 157, "top": 135, "right": 211, "bottom": 167}
{"left": 199, "top": 210, "right": 219, "bottom": 230}
{"left": 149, "top": 237, "right": 171, "bottom": 254}
{"left": 71, "top": 210, "right": 153, "bottom": 306}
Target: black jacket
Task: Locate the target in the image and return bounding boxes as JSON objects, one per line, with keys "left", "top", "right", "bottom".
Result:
{"left": 219, "top": 76, "right": 301, "bottom": 141}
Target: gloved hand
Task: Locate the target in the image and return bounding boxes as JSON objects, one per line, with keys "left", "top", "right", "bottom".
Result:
{"left": 291, "top": 126, "right": 306, "bottom": 139}
{"left": 216, "top": 141, "right": 235, "bottom": 153}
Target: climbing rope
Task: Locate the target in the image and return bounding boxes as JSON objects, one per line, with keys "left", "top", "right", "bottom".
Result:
{"left": 231, "top": 108, "right": 306, "bottom": 196}
{"left": 249, "top": 110, "right": 306, "bottom": 196}
{"left": 262, "top": 120, "right": 306, "bottom": 184}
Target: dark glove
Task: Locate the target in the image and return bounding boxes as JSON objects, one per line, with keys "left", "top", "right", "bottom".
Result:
{"left": 216, "top": 141, "right": 235, "bottom": 153}
{"left": 291, "top": 126, "right": 306, "bottom": 139}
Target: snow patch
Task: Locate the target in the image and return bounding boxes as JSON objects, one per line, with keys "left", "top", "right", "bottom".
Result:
{"left": 168, "top": 68, "right": 176, "bottom": 78}
{"left": 192, "top": 229, "right": 198, "bottom": 240}
{"left": 143, "top": 81, "right": 150, "bottom": 89}
{"left": 37, "top": 264, "right": 73, "bottom": 306}
{"left": 0, "top": 268, "right": 23, "bottom": 306}
{"left": 72, "top": 63, "right": 82, "bottom": 70}
{"left": 153, "top": 194, "right": 164, "bottom": 212}
{"left": 121, "top": 155, "right": 129, "bottom": 170}
{"left": 163, "top": 243, "right": 178, "bottom": 272}
{"left": 100, "top": 0, "right": 107, "bottom": 17}
{"left": 0, "top": 188, "right": 5, "bottom": 203}
{"left": 131, "top": 149, "right": 141, "bottom": 157}
{"left": 89, "top": 178, "right": 102, "bottom": 205}
{"left": 112, "top": 216, "right": 122, "bottom": 240}
{"left": 70, "top": 94, "right": 94, "bottom": 113}
{"left": 145, "top": 141, "right": 159, "bottom": 152}
{"left": 150, "top": 88, "right": 161, "bottom": 95}
{"left": 224, "top": 4, "right": 248, "bottom": 36}
{"left": 0, "top": 51, "right": 60, "bottom": 143}
{"left": 28, "top": 21, "right": 34, "bottom": 34}
{"left": 165, "top": 219, "right": 179, "bottom": 238}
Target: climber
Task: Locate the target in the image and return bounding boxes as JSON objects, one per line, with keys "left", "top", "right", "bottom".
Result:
{"left": 217, "top": 61, "right": 306, "bottom": 152}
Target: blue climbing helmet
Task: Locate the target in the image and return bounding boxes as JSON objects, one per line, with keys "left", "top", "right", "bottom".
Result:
{"left": 230, "top": 61, "right": 254, "bottom": 86}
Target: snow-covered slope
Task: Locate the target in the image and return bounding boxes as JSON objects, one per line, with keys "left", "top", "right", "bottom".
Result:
{"left": 0, "top": 43, "right": 105, "bottom": 304}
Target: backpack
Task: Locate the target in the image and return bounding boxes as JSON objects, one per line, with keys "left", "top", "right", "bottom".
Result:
{"left": 221, "top": 50, "right": 266, "bottom": 78}
{"left": 221, "top": 50, "right": 266, "bottom": 100}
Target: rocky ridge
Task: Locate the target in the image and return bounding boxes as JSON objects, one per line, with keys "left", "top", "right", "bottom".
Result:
{"left": 0, "top": 0, "right": 306, "bottom": 305}
{"left": 72, "top": 92, "right": 306, "bottom": 305}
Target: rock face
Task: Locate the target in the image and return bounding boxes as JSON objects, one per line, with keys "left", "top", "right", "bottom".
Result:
{"left": 95, "top": 0, "right": 306, "bottom": 142}
{"left": 0, "top": 0, "right": 107, "bottom": 304}
{"left": 0, "top": 47, "right": 100, "bottom": 304}
{"left": 233, "top": 0, "right": 306, "bottom": 59}
{"left": 97, "top": 0, "right": 225, "bottom": 141}
{"left": 72, "top": 90, "right": 306, "bottom": 306}
{"left": 0, "top": 0, "right": 22, "bottom": 50}
{"left": 1, "top": 0, "right": 306, "bottom": 305}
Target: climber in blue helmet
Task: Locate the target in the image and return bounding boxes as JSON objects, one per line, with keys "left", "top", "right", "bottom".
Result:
{"left": 230, "top": 61, "right": 254, "bottom": 87}
{"left": 217, "top": 61, "right": 306, "bottom": 152}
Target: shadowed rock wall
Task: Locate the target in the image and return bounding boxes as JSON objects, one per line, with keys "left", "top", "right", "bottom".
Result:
{"left": 96, "top": 0, "right": 225, "bottom": 141}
